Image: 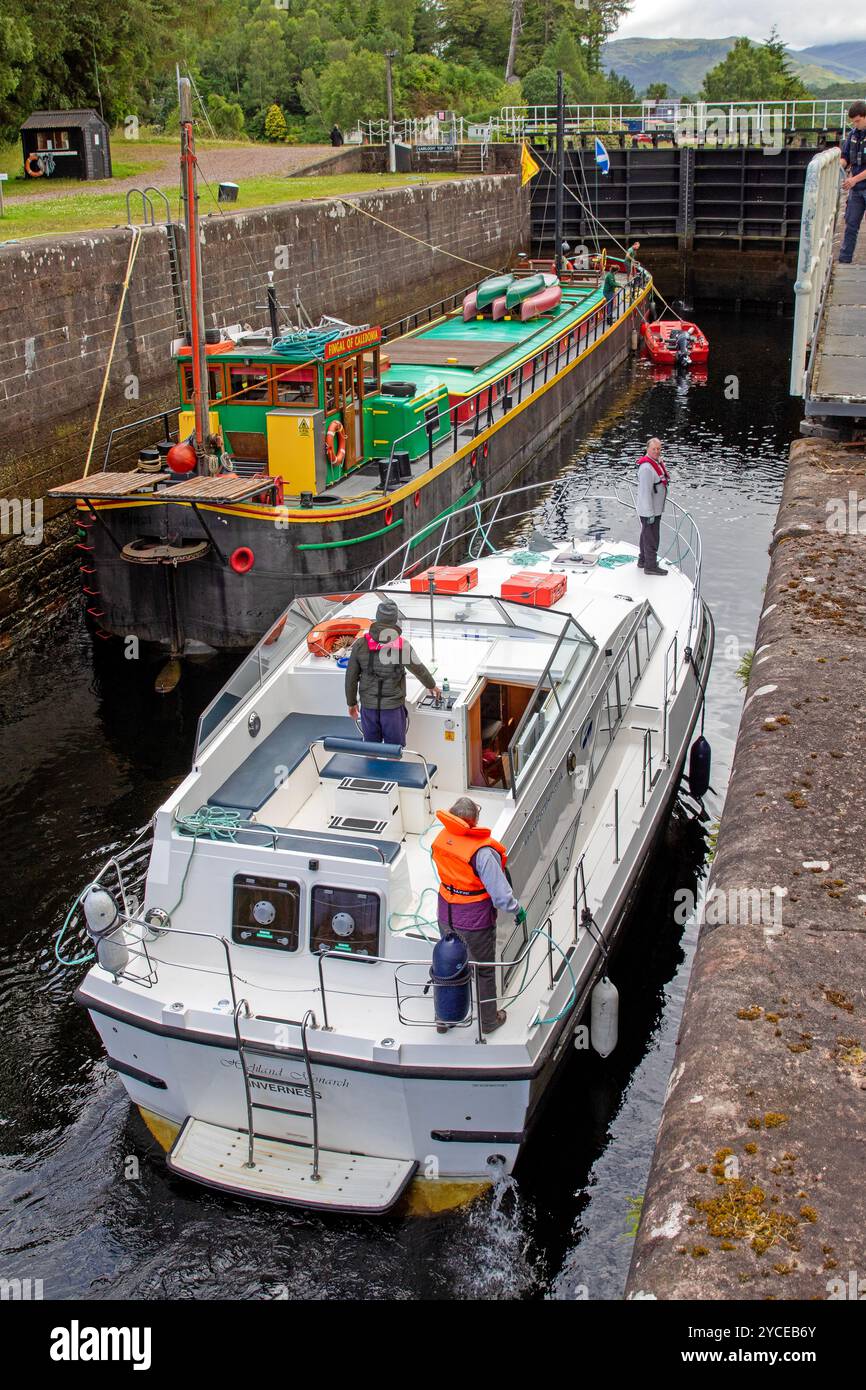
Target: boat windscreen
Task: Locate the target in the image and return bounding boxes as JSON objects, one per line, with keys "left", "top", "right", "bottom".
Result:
{"left": 509, "top": 618, "right": 595, "bottom": 792}
{"left": 194, "top": 594, "right": 362, "bottom": 756}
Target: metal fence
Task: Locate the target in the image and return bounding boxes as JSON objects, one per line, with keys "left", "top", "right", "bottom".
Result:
{"left": 790, "top": 148, "right": 842, "bottom": 396}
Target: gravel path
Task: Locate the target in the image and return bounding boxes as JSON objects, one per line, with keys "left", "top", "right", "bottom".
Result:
{"left": 4, "top": 143, "right": 343, "bottom": 205}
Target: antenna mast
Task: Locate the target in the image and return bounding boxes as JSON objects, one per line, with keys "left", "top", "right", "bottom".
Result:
{"left": 179, "top": 74, "right": 210, "bottom": 467}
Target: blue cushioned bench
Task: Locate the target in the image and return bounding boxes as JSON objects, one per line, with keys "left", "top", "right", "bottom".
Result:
{"left": 208, "top": 713, "right": 357, "bottom": 814}
{"left": 319, "top": 752, "right": 436, "bottom": 789}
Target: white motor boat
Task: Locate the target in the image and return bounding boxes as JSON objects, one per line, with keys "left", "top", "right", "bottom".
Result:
{"left": 62, "top": 485, "right": 713, "bottom": 1215}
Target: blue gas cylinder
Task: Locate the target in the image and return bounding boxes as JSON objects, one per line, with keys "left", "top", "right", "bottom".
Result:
{"left": 688, "top": 735, "right": 712, "bottom": 800}
{"left": 431, "top": 932, "right": 470, "bottom": 1024}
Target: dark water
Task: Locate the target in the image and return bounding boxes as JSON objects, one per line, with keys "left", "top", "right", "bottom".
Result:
{"left": 0, "top": 310, "right": 801, "bottom": 1301}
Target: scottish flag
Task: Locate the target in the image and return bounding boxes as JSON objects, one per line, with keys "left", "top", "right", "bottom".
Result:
{"left": 594, "top": 138, "right": 610, "bottom": 175}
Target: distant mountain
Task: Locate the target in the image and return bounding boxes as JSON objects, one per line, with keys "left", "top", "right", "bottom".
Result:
{"left": 600, "top": 36, "right": 866, "bottom": 97}
{"left": 795, "top": 43, "right": 866, "bottom": 84}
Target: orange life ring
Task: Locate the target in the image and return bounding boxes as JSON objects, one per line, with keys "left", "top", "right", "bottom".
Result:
{"left": 306, "top": 616, "right": 371, "bottom": 658}
{"left": 326, "top": 419, "right": 347, "bottom": 468}
{"left": 24, "top": 154, "right": 44, "bottom": 178}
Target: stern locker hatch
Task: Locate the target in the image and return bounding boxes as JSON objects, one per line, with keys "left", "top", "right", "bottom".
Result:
{"left": 168, "top": 1119, "right": 418, "bottom": 1213}
{"left": 331, "top": 776, "right": 403, "bottom": 837}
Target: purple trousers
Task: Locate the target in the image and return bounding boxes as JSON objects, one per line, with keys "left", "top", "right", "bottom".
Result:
{"left": 360, "top": 705, "right": 409, "bottom": 745}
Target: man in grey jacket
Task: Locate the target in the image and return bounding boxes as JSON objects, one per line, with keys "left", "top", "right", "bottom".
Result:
{"left": 634, "top": 437, "right": 670, "bottom": 577}
{"left": 345, "top": 598, "right": 441, "bottom": 745}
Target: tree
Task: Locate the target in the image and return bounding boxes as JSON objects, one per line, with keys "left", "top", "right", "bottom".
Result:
{"left": 207, "top": 91, "right": 245, "bottom": 136}
{"left": 264, "top": 102, "right": 288, "bottom": 140}
{"left": 606, "top": 69, "right": 637, "bottom": 104}
{"left": 645, "top": 82, "right": 668, "bottom": 101}
{"left": 701, "top": 35, "right": 810, "bottom": 102}
{"left": 505, "top": 0, "right": 524, "bottom": 84}
{"left": 521, "top": 64, "right": 558, "bottom": 107}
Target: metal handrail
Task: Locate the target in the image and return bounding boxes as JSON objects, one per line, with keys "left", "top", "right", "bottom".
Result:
{"left": 791, "top": 147, "right": 842, "bottom": 396}
{"left": 380, "top": 274, "right": 649, "bottom": 476}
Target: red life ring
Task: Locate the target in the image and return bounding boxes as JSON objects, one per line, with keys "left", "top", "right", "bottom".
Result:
{"left": 230, "top": 546, "right": 254, "bottom": 574}
{"left": 384, "top": 505, "right": 394, "bottom": 525}
{"left": 326, "top": 419, "right": 347, "bottom": 468}
{"left": 24, "top": 154, "right": 44, "bottom": 178}
{"left": 306, "top": 616, "right": 371, "bottom": 657}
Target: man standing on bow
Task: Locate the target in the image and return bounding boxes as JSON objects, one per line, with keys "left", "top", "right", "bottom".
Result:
{"left": 635, "top": 437, "right": 670, "bottom": 577}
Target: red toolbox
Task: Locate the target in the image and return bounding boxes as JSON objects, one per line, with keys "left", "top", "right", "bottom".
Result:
{"left": 501, "top": 571, "right": 567, "bottom": 607}
{"left": 410, "top": 565, "right": 478, "bottom": 594}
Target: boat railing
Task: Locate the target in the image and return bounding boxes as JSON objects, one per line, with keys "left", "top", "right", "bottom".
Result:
{"left": 100, "top": 408, "right": 182, "bottom": 472}
{"left": 378, "top": 271, "right": 650, "bottom": 483}
{"left": 72, "top": 712, "right": 673, "bottom": 1044}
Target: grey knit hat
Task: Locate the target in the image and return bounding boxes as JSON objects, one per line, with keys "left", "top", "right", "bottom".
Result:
{"left": 375, "top": 598, "right": 400, "bottom": 625}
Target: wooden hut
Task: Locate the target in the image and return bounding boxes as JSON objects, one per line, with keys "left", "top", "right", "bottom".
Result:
{"left": 20, "top": 110, "right": 112, "bottom": 181}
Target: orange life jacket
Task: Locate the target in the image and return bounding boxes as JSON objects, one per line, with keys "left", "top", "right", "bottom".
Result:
{"left": 431, "top": 810, "right": 508, "bottom": 905}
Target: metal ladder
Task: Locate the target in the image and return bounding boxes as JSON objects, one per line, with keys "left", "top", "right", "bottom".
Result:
{"left": 232, "top": 1002, "right": 322, "bottom": 1180}
{"left": 124, "top": 186, "right": 189, "bottom": 338}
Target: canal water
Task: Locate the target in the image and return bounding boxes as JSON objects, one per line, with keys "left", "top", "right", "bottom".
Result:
{"left": 0, "top": 309, "right": 801, "bottom": 1301}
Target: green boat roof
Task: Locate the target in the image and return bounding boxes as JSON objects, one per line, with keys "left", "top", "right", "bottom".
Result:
{"left": 380, "top": 282, "right": 605, "bottom": 395}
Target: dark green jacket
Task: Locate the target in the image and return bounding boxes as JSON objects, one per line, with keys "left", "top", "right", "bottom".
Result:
{"left": 345, "top": 621, "right": 435, "bottom": 710}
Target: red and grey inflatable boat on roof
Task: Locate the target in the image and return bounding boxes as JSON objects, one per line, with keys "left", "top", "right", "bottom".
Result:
{"left": 640, "top": 318, "right": 709, "bottom": 365}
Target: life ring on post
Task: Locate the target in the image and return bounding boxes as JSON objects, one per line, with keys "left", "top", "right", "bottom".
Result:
{"left": 326, "top": 419, "right": 347, "bottom": 468}
{"left": 24, "top": 154, "right": 44, "bottom": 178}
{"left": 306, "top": 616, "right": 371, "bottom": 658}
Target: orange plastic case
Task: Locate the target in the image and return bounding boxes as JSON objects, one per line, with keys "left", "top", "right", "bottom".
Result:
{"left": 500, "top": 571, "right": 567, "bottom": 607}
{"left": 409, "top": 565, "right": 478, "bottom": 594}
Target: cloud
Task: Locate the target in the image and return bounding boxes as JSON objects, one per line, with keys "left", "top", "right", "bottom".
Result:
{"left": 613, "top": 3, "right": 866, "bottom": 49}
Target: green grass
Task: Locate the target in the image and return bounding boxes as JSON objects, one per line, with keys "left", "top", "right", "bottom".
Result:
{"left": 0, "top": 171, "right": 458, "bottom": 240}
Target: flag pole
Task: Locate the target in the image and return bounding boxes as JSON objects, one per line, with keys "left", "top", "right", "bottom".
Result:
{"left": 555, "top": 69, "right": 564, "bottom": 277}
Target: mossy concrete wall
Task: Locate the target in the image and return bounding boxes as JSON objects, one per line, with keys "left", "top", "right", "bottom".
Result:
{"left": 626, "top": 437, "right": 866, "bottom": 1300}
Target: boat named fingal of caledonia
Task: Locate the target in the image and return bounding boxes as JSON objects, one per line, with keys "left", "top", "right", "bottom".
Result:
{"left": 58, "top": 484, "right": 713, "bottom": 1216}
{"left": 49, "top": 78, "right": 654, "bottom": 653}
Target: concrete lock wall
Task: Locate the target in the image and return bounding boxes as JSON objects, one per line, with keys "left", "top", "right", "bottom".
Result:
{"left": 0, "top": 175, "right": 528, "bottom": 646}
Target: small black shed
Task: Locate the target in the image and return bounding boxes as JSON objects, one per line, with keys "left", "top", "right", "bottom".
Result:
{"left": 20, "top": 109, "right": 112, "bottom": 181}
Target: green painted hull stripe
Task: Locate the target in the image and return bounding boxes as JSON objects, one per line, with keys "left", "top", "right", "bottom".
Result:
{"left": 408, "top": 481, "right": 482, "bottom": 549}
{"left": 297, "top": 519, "right": 404, "bottom": 551}
{"left": 294, "top": 481, "right": 482, "bottom": 552}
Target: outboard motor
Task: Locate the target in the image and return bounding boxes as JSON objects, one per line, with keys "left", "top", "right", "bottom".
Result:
{"left": 430, "top": 932, "right": 470, "bottom": 1029}
{"left": 674, "top": 329, "right": 692, "bottom": 370}
{"left": 688, "top": 735, "right": 712, "bottom": 802}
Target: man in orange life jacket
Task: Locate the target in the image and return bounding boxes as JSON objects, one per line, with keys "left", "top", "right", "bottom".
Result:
{"left": 431, "top": 797, "right": 526, "bottom": 1035}
{"left": 635, "top": 436, "right": 670, "bottom": 577}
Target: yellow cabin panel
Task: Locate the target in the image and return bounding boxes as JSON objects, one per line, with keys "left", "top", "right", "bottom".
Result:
{"left": 177, "top": 409, "right": 221, "bottom": 440}
{"left": 266, "top": 408, "right": 326, "bottom": 494}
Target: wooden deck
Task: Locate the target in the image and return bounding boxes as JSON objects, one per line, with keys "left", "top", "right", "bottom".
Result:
{"left": 49, "top": 471, "right": 162, "bottom": 497}
{"left": 49, "top": 471, "right": 275, "bottom": 503}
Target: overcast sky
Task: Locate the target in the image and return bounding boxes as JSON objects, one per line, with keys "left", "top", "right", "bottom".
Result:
{"left": 613, "top": 2, "right": 865, "bottom": 49}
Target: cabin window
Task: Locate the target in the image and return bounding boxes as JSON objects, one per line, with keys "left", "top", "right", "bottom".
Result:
{"left": 325, "top": 365, "right": 340, "bottom": 413}
{"left": 275, "top": 365, "right": 318, "bottom": 407}
{"left": 232, "top": 874, "right": 300, "bottom": 952}
{"left": 310, "top": 885, "right": 380, "bottom": 957}
{"left": 228, "top": 366, "right": 271, "bottom": 404}
{"left": 181, "top": 366, "right": 224, "bottom": 403}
